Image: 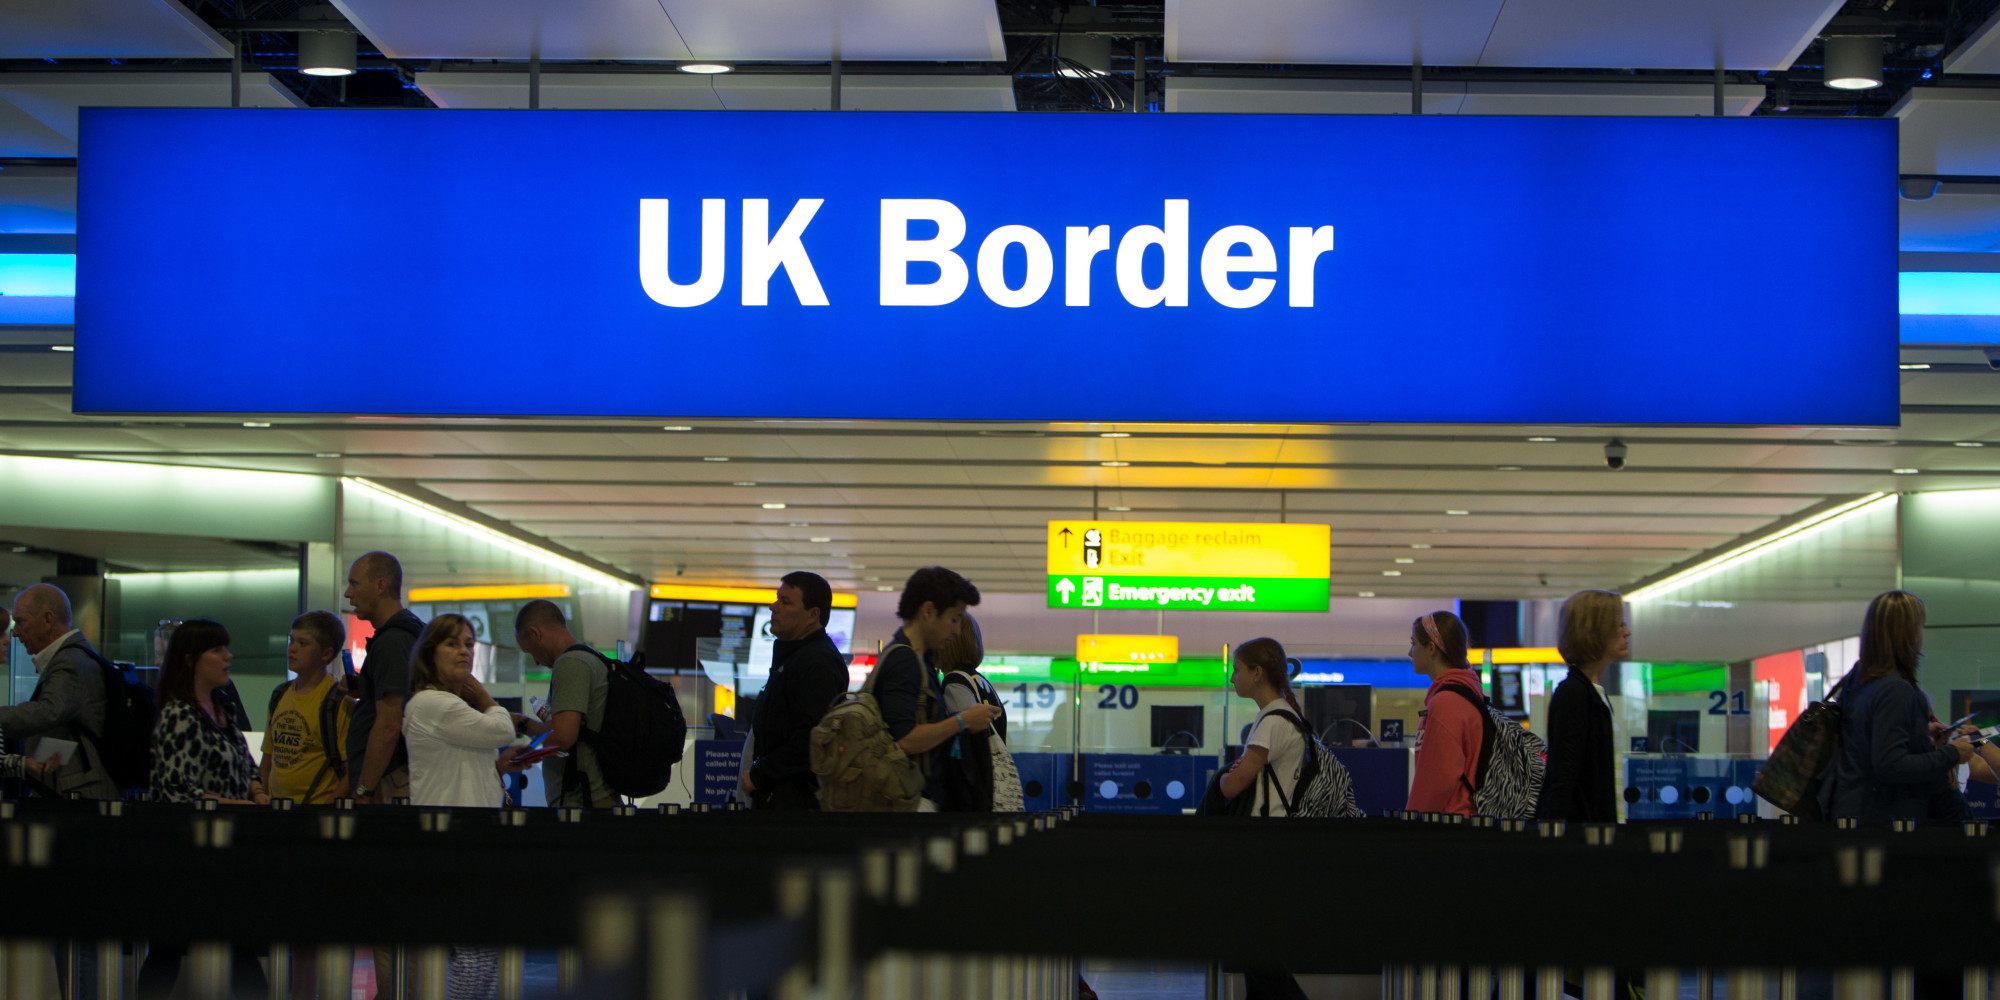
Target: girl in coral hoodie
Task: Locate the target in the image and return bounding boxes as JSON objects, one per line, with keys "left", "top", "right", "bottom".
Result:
{"left": 1406, "top": 611, "right": 1487, "bottom": 816}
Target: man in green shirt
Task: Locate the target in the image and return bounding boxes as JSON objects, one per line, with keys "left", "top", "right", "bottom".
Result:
{"left": 513, "top": 600, "right": 616, "bottom": 807}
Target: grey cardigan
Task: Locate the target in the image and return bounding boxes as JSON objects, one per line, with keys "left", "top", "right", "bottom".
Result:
{"left": 0, "top": 633, "right": 120, "bottom": 799}
{"left": 1820, "top": 672, "right": 1959, "bottom": 824}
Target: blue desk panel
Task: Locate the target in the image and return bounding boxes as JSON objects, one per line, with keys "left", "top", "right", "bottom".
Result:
{"left": 1328, "top": 746, "right": 1411, "bottom": 818}
{"left": 1624, "top": 756, "right": 1763, "bottom": 820}
{"left": 1081, "top": 753, "right": 1209, "bottom": 814}
{"left": 77, "top": 110, "right": 1895, "bottom": 424}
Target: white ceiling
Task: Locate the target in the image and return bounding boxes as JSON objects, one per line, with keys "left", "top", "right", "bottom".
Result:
{"left": 0, "top": 73, "right": 304, "bottom": 158}
{"left": 418, "top": 71, "right": 1017, "bottom": 112}
{"left": 1166, "top": 79, "right": 1767, "bottom": 117}
{"left": 1166, "top": 0, "right": 1844, "bottom": 69}
{"left": 331, "top": 0, "right": 1006, "bottom": 62}
{"left": 1946, "top": 5, "right": 2000, "bottom": 76}
{"left": 0, "top": 0, "right": 229, "bottom": 60}
{"left": 4, "top": 349, "right": 2000, "bottom": 601}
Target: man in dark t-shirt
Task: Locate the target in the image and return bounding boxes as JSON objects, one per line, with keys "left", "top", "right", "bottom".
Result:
{"left": 744, "top": 572, "right": 850, "bottom": 810}
{"left": 342, "top": 551, "right": 423, "bottom": 805}
{"left": 869, "top": 566, "right": 1001, "bottom": 810}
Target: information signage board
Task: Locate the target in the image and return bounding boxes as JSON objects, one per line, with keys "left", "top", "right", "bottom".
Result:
{"left": 77, "top": 109, "right": 1895, "bottom": 424}
{"left": 1047, "top": 520, "right": 1330, "bottom": 611}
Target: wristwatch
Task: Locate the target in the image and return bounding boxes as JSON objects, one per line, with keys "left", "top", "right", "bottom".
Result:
{"left": 353, "top": 784, "right": 373, "bottom": 799}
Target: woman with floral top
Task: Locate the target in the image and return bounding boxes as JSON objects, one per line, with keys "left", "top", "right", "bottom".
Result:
{"left": 149, "top": 618, "right": 269, "bottom": 805}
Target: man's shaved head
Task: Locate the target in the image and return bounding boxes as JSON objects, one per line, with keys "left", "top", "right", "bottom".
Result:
{"left": 352, "top": 551, "right": 403, "bottom": 595}
{"left": 15, "top": 584, "right": 71, "bottom": 626}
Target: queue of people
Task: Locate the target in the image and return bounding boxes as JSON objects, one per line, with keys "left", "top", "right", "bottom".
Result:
{"left": 6, "top": 552, "right": 1999, "bottom": 997}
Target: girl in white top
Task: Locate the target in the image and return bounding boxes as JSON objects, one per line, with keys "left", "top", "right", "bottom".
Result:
{"left": 404, "top": 612, "right": 525, "bottom": 808}
{"left": 1218, "top": 637, "right": 1309, "bottom": 817}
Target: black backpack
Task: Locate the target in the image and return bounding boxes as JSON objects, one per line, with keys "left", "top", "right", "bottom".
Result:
{"left": 265, "top": 678, "right": 352, "bottom": 802}
{"left": 62, "top": 645, "right": 159, "bottom": 792}
{"left": 563, "top": 644, "right": 687, "bottom": 799}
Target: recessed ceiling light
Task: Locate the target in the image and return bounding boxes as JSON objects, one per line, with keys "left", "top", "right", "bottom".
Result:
{"left": 1495, "top": 465, "right": 1522, "bottom": 471}
{"left": 315, "top": 452, "right": 342, "bottom": 459}
{"left": 1527, "top": 436, "right": 1556, "bottom": 442}
{"left": 1100, "top": 461, "right": 1130, "bottom": 467}
{"left": 1395, "top": 558, "right": 1415, "bottom": 564}
{"left": 852, "top": 564, "right": 866, "bottom": 569}
{"left": 680, "top": 62, "right": 733, "bottom": 74}
{"left": 788, "top": 521, "right": 810, "bottom": 527}
{"left": 1382, "top": 570, "right": 1403, "bottom": 577}
{"left": 1956, "top": 442, "right": 1985, "bottom": 448}
{"left": 1411, "top": 544, "right": 1431, "bottom": 549}
{"left": 703, "top": 456, "right": 730, "bottom": 462}
{"left": 876, "top": 585, "right": 895, "bottom": 592}
{"left": 9, "top": 545, "right": 27, "bottom": 553}
{"left": 1893, "top": 468, "right": 1919, "bottom": 475}
{"left": 1429, "top": 528, "right": 1448, "bottom": 534}
{"left": 49, "top": 345, "right": 73, "bottom": 353}
{"left": 810, "top": 536, "right": 832, "bottom": 543}
{"left": 1899, "top": 364, "right": 1931, "bottom": 371}
{"left": 733, "top": 481, "right": 756, "bottom": 487}
{"left": 1445, "top": 509, "right": 1469, "bottom": 516}
{"left": 1100, "top": 432, "right": 1130, "bottom": 438}
{"left": 242, "top": 421, "right": 271, "bottom": 428}
{"left": 662, "top": 425, "right": 693, "bottom": 431}
{"left": 1107, "top": 506, "right": 1132, "bottom": 512}
{"left": 1357, "top": 591, "right": 1376, "bottom": 598}
{"left": 761, "top": 503, "right": 787, "bottom": 510}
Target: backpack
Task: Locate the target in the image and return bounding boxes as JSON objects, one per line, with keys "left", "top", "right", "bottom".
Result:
{"left": 810, "top": 644, "right": 927, "bottom": 812}
{"left": 942, "top": 671, "right": 1024, "bottom": 813}
{"left": 265, "top": 677, "right": 352, "bottom": 802}
{"left": 1752, "top": 677, "right": 1846, "bottom": 820}
{"left": 1258, "top": 709, "right": 1362, "bottom": 819}
{"left": 1433, "top": 683, "right": 1547, "bottom": 818}
{"left": 65, "top": 645, "right": 159, "bottom": 792}
{"left": 564, "top": 644, "right": 687, "bottom": 800}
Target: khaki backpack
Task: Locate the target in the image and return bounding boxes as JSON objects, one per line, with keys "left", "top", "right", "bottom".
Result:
{"left": 810, "top": 644, "right": 930, "bottom": 812}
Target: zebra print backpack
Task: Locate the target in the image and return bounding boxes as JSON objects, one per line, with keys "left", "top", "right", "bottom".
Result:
{"left": 1434, "top": 683, "right": 1546, "bottom": 818}
{"left": 1258, "top": 710, "right": 1363, "bottom": 819}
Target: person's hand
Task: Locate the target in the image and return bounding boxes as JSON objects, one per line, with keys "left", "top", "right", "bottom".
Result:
{"left": 495, "top": 746, "right": 530, "bottom": 775}
{"left": 1930, "top": 721, "right": 1950, "bottom": 747}
{"left": 22, "top": 752, "right": 60, "bottom": 783}
{"left": 957, "top": 704, "right": 1003, "bottom": 733}
{"left": 333, "top": 777, "right": 351, "bottom": 800}
{"left": 739, "top": 771, "right": 756, "bottom": 795}
{"left": 1953, "top": 737, "right": 1977, "bottom": 764}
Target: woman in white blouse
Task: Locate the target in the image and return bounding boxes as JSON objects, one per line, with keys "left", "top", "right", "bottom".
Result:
{"left": 402, "top": 613, "right": 527, "bottom": 999}
{"left": 404, "top": 612, "right": 524, "bottom": 808}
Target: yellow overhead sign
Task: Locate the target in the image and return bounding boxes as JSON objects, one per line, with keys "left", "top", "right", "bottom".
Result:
{"left": 650, "top": 584, "right": 860, "bottom": 609}
{"left": 1046, "top": 521, "right": 1330, "bottom": 579}
{"left": 1077, "top": 634, "right": 1180, "bottom": 664}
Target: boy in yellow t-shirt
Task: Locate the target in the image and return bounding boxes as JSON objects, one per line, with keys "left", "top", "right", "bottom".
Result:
{"left": 262, "top": 610, "right": 356, "bottom": 804}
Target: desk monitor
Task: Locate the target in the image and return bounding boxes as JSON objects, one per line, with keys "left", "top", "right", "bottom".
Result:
{"left": 1150, "top": 705, "right": 1204, "bottom": 752}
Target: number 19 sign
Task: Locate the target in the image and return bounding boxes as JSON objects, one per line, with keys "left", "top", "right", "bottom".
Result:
{"left": 1046, "top": 521, "right": 1331, "bottom": 612}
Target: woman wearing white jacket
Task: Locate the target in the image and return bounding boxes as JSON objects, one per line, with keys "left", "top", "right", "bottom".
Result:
{"left": 403, "top": 613, "right": 527, "bottom": 999}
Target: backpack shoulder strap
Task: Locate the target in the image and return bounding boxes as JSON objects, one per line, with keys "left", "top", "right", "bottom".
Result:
{"left": 267, "top": 679, "right": 294, "bottom": 722}
{"left": 862, "top": 645, "right": 913, "bottom": 697}
{"left": 319, "top": 683, "right": 345, "bottom": 778}
{"left": 1433, "top": 682, "right": 1498, "bottom": 786}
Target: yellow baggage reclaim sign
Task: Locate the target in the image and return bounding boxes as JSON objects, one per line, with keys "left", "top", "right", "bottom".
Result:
{"left": 1046, "top": 521, "right": 1330, "bottom": 612}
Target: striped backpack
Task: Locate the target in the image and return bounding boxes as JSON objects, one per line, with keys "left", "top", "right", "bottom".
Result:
{"left": 1434, "top": 683, "right": 1546, "bottom": 818}
{"left": 1259, "top": 710, "right": 1362, "bottom": 819}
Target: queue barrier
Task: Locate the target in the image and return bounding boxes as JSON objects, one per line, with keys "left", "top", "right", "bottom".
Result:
{"left": 2, "top": 797, "right": 1999, "bottom": 999}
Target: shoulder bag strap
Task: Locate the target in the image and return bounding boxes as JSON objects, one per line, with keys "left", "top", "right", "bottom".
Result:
{"left": 861, "top": 645, "right": 911, "bottom": 697}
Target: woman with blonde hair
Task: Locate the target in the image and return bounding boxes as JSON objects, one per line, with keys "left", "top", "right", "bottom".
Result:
{"left": 1536, "top": 590, "right": 1628, "bottom": 821}
{"left": 1821, "top": 590, "right": 1973, "bottom": 823}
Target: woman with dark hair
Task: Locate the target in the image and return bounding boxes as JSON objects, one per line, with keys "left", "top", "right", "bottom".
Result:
{"left": 141, "top": 618, "right": 270, "bottom": 998}
{"left": 1406, "top": 611, "right": 1486, "bottom": 816}
{"left": 1536, "top": 590, "right": 1628, "bottom": 822}
{"left": 150, "top": 618, "right": 267, "bottom": 806}
{"left": 1821, "top": 590, "right": 1973, "bottom": 823}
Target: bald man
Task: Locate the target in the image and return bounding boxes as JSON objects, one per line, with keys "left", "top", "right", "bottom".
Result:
{"left": 342, "top": 551, "right": 424, "bottom": 806}
{"left": 2, "top": 584, "right": 120, "bottom": 799}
